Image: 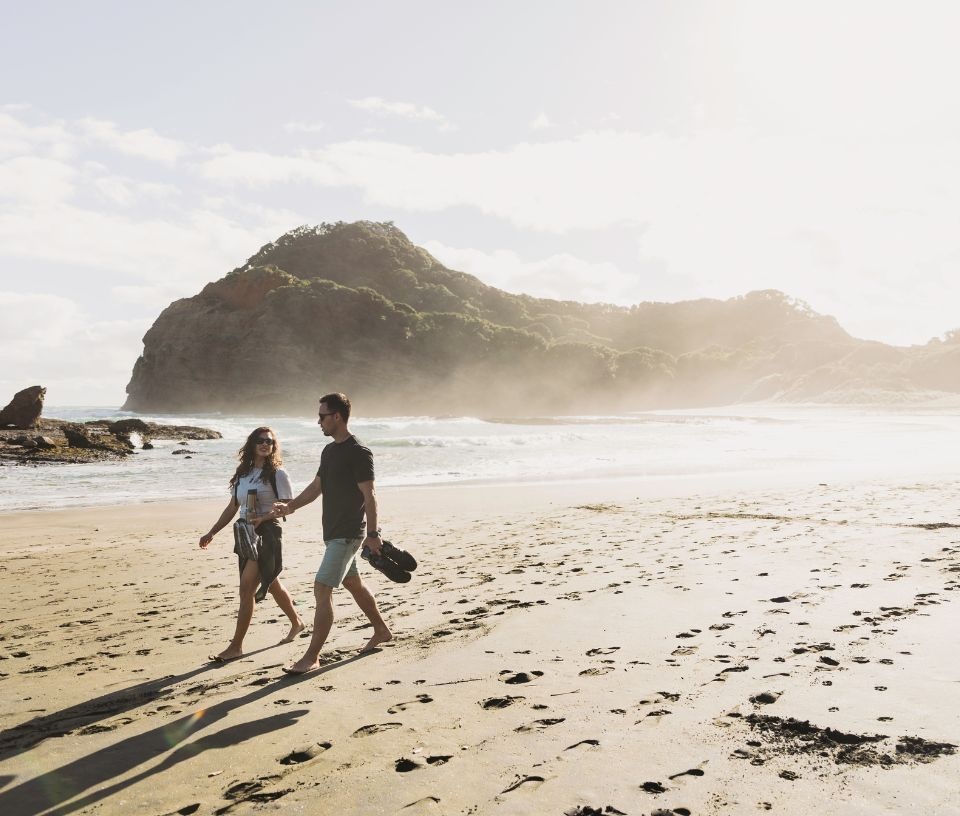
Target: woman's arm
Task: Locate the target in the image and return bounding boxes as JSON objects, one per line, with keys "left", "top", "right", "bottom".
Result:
{"left": 199, "top": 498, "right": 240, "bottom": 548}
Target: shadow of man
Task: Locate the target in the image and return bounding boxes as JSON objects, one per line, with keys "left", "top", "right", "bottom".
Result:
{"left": 0, "top": 652, "right": 371, "bottom": 816}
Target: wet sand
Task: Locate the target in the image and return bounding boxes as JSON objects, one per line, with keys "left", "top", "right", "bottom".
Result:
{"left": 1, "top": 477, "right": 958, "bottom": 815}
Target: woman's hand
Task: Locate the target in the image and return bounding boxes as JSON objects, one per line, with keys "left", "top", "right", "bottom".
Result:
{"left": 199, "top": 532, "right": 214, "bottom": 549}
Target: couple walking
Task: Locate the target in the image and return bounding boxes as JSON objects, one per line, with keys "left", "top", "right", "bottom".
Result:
{"left": 199, "top": 392, "right": 392, "bottom": 674}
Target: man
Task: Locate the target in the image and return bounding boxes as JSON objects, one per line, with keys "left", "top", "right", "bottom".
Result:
{"left": 274, "top": 392, "right": 392, "bottom": 674}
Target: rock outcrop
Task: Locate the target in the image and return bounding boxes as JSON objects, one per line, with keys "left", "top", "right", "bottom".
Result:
{"left": 123, "top": 221, "right": 960, "bottom": 415}
{"left": 0, "top": 385, "right": 46, "bottom": 429}
{"left": 0, "top": 418, "right": 222, "bottom": 464}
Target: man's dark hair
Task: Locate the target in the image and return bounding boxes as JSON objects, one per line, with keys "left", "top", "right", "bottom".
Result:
{"left": 320, "top": 392, "right": 351, "bottom": 423}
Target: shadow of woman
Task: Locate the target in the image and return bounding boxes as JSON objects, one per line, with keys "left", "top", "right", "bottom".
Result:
{"left": 0, "top": 645, "right": 283, "bottom": 762}
{"left": 0, "top": 652, "right": 370, "bottom": 816}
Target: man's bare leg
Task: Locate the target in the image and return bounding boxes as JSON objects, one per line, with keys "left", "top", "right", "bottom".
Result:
{"left": 343, "top": 574, "right": 392, "bottom": 652}
{"left": 213, "top": 560, "right": 259, "bottom": 661}
{"left": 269, "top": 579, "right": 305, "bottom": 643}
{"left": 285, "top": 583, "right": 334, "bottom": 673}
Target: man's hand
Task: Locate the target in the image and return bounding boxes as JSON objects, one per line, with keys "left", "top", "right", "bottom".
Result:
{"left": 271, "top": 501, "right": 292, "bottom": 517}
{"left": 363, "top": 535, "right": 383, "bottom": 556}
{"left": 199, "top": 533, "right": 214, "bottom": 549}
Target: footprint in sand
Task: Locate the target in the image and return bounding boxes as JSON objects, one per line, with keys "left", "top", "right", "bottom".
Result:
{"left": 501, "top": 775, "right": 545, "bottom": 794}
{"left": 565, "top": 739, "right": 600, "bottom": 750}
{"left": 388, "top": 694, "right": 433, "bottom": 714}
{"left": 352, "top": 723, "right": 403, "bottom": 736}
{"left": 579, "top": 666, "right": 615, "bottom": 676}
{"left": 401, "top": 796, "right": 442, "bottom": 812}
{"left": 279, "top": 742, "right": 331, "bottom": 764}
{"left": 515, "top": 717, "right": 565, "bottom": 732}
{"left": 480, "top": 696, "right": 524, "bottom": 710}
{"left": 395, "top": 755, "right": 453, "bottom": 772}
{"left": 500, "top": 670, "right": 544, "bottom": 684}
{"left": 668, "top": 768, "right": 705, "bottom": 780}
{"left": 222, "top": 780, "right": 292, "bottom": 805}
{"left": 585, "top": 647, "right": 620, "bottom": 656}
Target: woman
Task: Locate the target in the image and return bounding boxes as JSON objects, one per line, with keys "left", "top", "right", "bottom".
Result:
{"left": 199, "top": 427, "right": 305, "bottom": 662}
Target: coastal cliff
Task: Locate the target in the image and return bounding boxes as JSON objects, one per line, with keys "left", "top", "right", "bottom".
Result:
{"left": 124, "top": 221, "right": 960, "bottom": 414}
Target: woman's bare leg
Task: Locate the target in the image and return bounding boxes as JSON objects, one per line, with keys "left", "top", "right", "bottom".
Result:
{"left": 213, "top": 560, "right": 260, "bottom": 660}
{"left": 269, "top": 579, "right": 305, "bottom": 643}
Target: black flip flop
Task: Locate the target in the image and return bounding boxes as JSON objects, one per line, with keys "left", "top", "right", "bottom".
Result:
{"left": 381, "top": 540, "right": 418, "bottom": 572}
{"left": 361, "top": 545, "right": 412, "bottom": 583}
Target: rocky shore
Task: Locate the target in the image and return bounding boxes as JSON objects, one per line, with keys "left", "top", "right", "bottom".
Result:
{"left": 0, "top": 418, "right": 222, "bottom": 465}
{"left": 0, "top": 384, "right": 221, "bottom": 465}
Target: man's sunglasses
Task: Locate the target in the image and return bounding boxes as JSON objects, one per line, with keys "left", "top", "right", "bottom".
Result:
{"left": 317, "top": 412, "right": 337, "bottom": 421}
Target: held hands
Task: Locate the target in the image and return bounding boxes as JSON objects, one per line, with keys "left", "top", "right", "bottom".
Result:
{"left": 271, "top": 501, "right": 292, "bottom": 518}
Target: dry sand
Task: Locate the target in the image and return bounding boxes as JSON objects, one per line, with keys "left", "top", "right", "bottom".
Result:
{"left": 1, "top": 477, "right": 958, "bottom": 816}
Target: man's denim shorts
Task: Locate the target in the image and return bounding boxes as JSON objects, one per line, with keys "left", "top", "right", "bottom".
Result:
{"left": 315, "top": 537, "right": 362, "bottom": 587}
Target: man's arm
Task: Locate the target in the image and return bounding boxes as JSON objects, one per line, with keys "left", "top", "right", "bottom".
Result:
{"left": 358, "top": 480, "right": 381, "bottom": 555}
{"left": 273, "top": 475, "right": 322, "bottom": 516}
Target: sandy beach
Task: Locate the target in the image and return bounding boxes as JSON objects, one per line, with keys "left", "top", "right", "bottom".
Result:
{"left": 1, "top": 476, "right": 958, "bottom": 816}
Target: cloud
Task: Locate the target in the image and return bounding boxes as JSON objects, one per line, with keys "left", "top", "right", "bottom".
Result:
{"left": 0, "top": 156, "right": 76, "bottom": 204}
{"left": 422, "top": 241, "right": 634, "bottom": 306}
{"left": 78, "top": 117, "right": 188, "bottom": 164}
{"left": 0, "top": 292, "right": 148, "bottom": 405}
{"left": 0, "top": 113, "right": 74, "bottom": 159}
{"left": 283, "top": 121, "right": 326, "bottom": 134}
{"left": 530, "top": 112, "right": 553, "bottom": 130}
{"left": 349, "top": 96, "right": 455, "bottom": 131}
{"left": 198, "top": 144, "right": 347, "bottom": 188}
{"left": 90, "top": 171, "right": 180, "bottom": 206}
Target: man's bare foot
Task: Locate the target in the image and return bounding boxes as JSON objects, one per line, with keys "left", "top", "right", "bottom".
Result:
{"left": 282, "top": 656, "right": 320, "bottom": 675}
{"left": 280, "top": 619, "right": 306, "bottom": 644}
{"left": 210, "top": 648, "right": 243, "bottom": 663}
{"left": 360, "top": 629, "right": 393, "bottom": 653}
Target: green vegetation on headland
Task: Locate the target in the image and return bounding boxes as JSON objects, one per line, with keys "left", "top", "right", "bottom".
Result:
{"left": 123, "top": 221, "right": 960, "bottom": 415}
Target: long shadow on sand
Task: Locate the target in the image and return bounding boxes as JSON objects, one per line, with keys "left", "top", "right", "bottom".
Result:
{"left": 0, "top": 651, "right": 374, "bottom": 816}
{"left": 0, "top": 643, "right": 284, "bottom": 762}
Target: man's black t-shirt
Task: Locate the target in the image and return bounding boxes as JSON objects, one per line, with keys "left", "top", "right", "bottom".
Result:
{"left": 317, "top": 435, "right": 375, "bottom": 540}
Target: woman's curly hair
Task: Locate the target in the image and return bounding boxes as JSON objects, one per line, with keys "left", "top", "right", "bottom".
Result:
{"left": 230, "top": 426, "right": 283, "bottom": 494}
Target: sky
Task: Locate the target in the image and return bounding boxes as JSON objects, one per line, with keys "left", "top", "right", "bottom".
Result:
{"left": 3, "top": 1, "right": 959, "bottom": 406}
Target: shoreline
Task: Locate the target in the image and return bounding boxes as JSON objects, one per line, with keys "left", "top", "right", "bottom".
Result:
{"left": 3, "top": 462, "right": 956, "bottom": 518}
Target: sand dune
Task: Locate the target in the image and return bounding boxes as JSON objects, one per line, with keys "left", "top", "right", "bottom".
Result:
{"left": 1, "top": 479, "right": 958, "bottom": 815}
